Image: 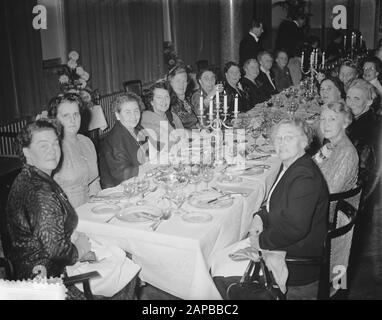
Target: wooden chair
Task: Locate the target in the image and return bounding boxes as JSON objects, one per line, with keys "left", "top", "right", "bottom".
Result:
{"left": 122, "top": 80, "right": 142, "bottom": 97}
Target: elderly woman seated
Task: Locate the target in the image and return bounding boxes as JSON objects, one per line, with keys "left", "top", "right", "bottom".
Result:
{"left": 190, "top": 68, "right": 224, "bottom": 116}
{"left": 167, "top": 64, "right": 200, "bottom": 129}
{"left": 5, "top": 119, "right": 137, "bottom": 299}
{"left": 223, "top": 61, "right": 251, "bottom": 114}
{"left": 241, "top": 58, "right": 269, "bottom": 105}
{"left": 211, "top": 118, "right": 329, "bottom": 300}
{"left": 141, "top": 80, "right": 185, "bottom": 153}
{"left": 272, "top": 49, "right": 293, "bottom": 92}
{"left": 99, "top": 92, "right": 149, "bottom": 188}
{"left": 346, "top": 79, "right": 380, "bottom": 197}
{"left": 48, "top": 93, "right": 101, "bottom": 208}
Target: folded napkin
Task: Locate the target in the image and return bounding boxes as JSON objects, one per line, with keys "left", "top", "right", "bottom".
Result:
{"left": 66, "top": 239, "right": 141, "bottom": 297}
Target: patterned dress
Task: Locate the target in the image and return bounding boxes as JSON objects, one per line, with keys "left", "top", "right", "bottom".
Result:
{"left": 54, "top": 134, "right": 101, "bottom": 208}
{"left": 170, "top": 97, "right": 199, "bottom": 129}
{"left": 6, "top": 164, "right": 79, "bottom": 280}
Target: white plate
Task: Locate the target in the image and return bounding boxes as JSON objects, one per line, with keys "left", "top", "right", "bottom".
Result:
{"left": 91, "top": 204, "right": 121, "bottom": 215}
{"left": 188, "top": 190, "right": 234, "bottom": 209}
{"left": 216, "top": 174, "right": 243, "bottom": 185}
{"left": 182, "top": 212, "right": 213, "bottom": 223}
{"left": 116, "top": 205, "right": 162, "bottom": 223}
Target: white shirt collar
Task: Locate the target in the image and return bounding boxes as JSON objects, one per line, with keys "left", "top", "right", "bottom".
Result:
{"left": 249, "top": 32, "right": 259, "bottom": 42}
{"left": 260, "top": 66, "right": 269, "bottom": 74}
{"left": 293, "top": 20, "right": 299, "bottom": 27}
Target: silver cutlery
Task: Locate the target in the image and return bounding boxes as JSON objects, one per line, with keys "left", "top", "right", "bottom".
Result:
{"left": 207, "top": 194, "right": 233, "bottom": 204}
{"left": 150, "top": 210, "right": 171, "bottom": 231}
{"left": 211, "top": 186, "right": 249, "bottom": 198}
{"left": 105, "top": 214, "right": 116, "bottom": 223}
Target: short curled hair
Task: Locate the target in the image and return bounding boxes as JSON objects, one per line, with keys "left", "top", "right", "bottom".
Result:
{"left": 320, "top": 76, "right": 346, "bottom": 99}
{"left": 362, "top": 56, "right": 382, "bottom": 74}
{"left": 223, "top": 61, "right": 240, "bottom": 74}
{"left": 242, "top": 58, "right": 259, "bottom": 71}
{"left": 271, "top": 117, "right": 313, "bottom": 150}
{"left": 47, "top": 92, "right": 83, "bottom": 119}
{"left": 347, "top": 78, "right": 377, "bottom": 101}
{"left": 166, "top": 63, "right": 188, "bottom": 81}
{"left": 196, "top": 68, "right": 216, "bottom": 82}
{"left": 143, "top": 80, "right": 170, "bottom": 111}
{"left": 324, "top": 100, "right": 353, "bottom": 126}
{"left": 112, "top": 92, "right": 145, "bottom": 114}
{"left": 16, "top": 119, "right": 62, "bottom": 163}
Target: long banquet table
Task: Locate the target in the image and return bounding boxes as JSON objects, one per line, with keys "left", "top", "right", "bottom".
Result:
{"left": 76, "top": 152, "right": 281, "bottom": 299}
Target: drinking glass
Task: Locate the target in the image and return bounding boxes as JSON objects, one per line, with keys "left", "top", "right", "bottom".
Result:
{"left": 201, "top": 165, "right": 214, "bottom": 190}
{"left": 167, "top": 190, "right": 187, "bottom": 215}
{"left": 189, "top": 165, "right": 202, "bottom": 192}
{"left": 134, "top": 178, "right": 150, "bottom": 205}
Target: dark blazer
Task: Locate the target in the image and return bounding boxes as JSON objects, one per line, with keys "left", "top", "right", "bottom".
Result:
{"left": 347, "top": 109, "right": 379, "bottom": 193}
{"left": 256, "top": 154, "right": 329, "bottom": 286}
{"left": 239, "top": 33, "right": 262, "bottom": 66}
{"left": 272, "top": 64, "right": 293, "bottom": 92}
{"left": 241, "top": 77, "right": 269, "bottom": 105}
{"left": 6, "top": 165, "right": 78, "bottom": 279}
{"left": 275, "top": 19, "right": 304, "bottom": 57}
{"left": 256, "top": 70, "right": 278, "bottom": 100}
{"left": 99, "top": 121, "right": 143, "bottom": 188}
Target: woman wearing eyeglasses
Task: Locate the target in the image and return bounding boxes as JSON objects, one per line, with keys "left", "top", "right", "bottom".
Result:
{"left": 48, "top": 93, "right": 101, "bottom": 208}
{"left": 212, "top": 118, "right": 329, "bottom": 300}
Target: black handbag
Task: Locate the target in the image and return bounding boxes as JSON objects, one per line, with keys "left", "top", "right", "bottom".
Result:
{"left": 226, "top": 253, "right": 285, "bottom": 300}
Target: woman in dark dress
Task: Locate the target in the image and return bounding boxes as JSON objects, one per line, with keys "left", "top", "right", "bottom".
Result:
{"left": 241, "top": 58, "right": 269, "bottom": 106}
{"left": 346, "top": 79, "right": 380, "bottom": 197}
{"left": 6, "top": 119, "right": 90, "bottom": 281}
{"left": 99, "top": 92, "right": 149, "bottom": 188}
{"left": 167, "top": 64, "right": 199, "bottom": 129}
{"left": 223, "top": 61, "right": 251, "bottom": 114}
{"left": 212, "top": 118, "right": 329, "bottom": 300}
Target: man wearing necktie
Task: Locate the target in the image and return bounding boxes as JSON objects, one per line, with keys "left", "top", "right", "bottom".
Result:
{"left": 256, "top": 51, "right": 278, "bottom": 101}
{"left": 239, "top": 20, "right": 264, "bottom": 67}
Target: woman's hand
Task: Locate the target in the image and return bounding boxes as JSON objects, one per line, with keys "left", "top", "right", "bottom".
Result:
{"left": 73, "top": 232, "right": 92, "bottom": 259}
{"left": 249, "top": 215, "right": 263, "bottom": 236}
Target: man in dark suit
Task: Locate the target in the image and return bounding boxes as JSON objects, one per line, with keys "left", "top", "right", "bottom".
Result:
{"left": 239, "top": 20, "right": 264, "bottom": 67}
{"left": 256, "top": 51, "right": 278, "bottom": 100}
{"left": 275, "top": 13, "right": 306, "bottom": 58}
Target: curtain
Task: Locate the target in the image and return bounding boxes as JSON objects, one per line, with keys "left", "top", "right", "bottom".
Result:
{"left": 0, "top": 0, "right": 43, "bottom": 125}
{"left": 65, "top": 0, "right": 164, "bottom": 95}
{"left": 169, "top": 0, "right": 221, "bottom": 69}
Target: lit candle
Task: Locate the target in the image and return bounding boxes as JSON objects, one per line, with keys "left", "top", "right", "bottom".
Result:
{"left": 352, "top": 32, "right": 355, "bottom": 48}
{"left": 209, "top": 98, "right": 213, "bottom": 120}
{"left": 315, "top": 49, "right": 318, "bottom": 68}
{"left": 199, "top": 91, "right": 203, "bottom": 116}
{"left": 360, "top": 35, "right": 363, "bottom": 49}
{"left": 301, "top": 51, "right": 304, "bottom": 68}
{"left": 344, "top": 35, "right": 347, "bottom": 50}
{"left": 234, "top": 94, "right": 238, "bottom": 115}
{"left": 321, "top": 52, "right": 325, "bottom": 69}
{"left": 310, "top": 51, "right": 314, "bottom": 68}
{"left": 223, "top": 91, "right": 228, "bottom": 113}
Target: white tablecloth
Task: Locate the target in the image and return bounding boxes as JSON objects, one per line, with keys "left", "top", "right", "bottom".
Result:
{"left": 76, "top": 156, "right": 280, "bottom": 299}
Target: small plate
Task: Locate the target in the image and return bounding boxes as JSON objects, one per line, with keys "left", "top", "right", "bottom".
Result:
{"left": 91, "top": 204, "right": 121, "bottom": 215}
{"left": 116, "top": 205, "right": 162, "bottom": 222}
{"left": 188, "top": 191, "right": 234, "bottom": 209}
{"left": 182, "top": 212, "right": 213, "bottom": 223}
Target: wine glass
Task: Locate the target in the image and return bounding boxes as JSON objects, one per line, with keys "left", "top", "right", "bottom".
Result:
{"left": 189, "top": 165, "right": 202, "bottom": 192}
{"left": 167, "top": 190, "right": 187, "bottom": 215}
{"left": 201, "top": 165, "right": 214, "bottom": 190}
{"left": 250, "top": 127, "right": 262, "bottom": 147}
{"left": 134, "top": 178, "right": 150, "bottom": 205}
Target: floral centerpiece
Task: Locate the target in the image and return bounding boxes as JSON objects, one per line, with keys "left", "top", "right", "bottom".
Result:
{"left": 163, "top": 41, "right": 184, "bottom": 71}
{"left": 58, "top": 51, "right": 97, "bottom": 109}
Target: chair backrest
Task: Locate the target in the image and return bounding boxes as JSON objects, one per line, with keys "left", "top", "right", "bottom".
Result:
{"left": 98, "top": 91, "right": 126, "bottom": 138}
{"left": 122, "top": 80, "right": 142, "bottom": 97}
{"left": 285, "top": 198, "right": 359, "bottom": 300}
{"left": 0, "top": 120, "right": 28, "bottom": 156}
